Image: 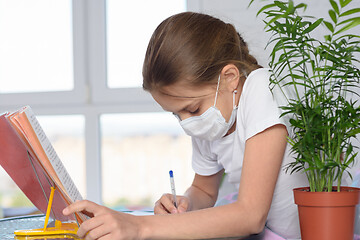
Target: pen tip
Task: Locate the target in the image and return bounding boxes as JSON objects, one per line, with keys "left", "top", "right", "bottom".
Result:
{"left": 169, "top": 170, "right": 173, "bottom": 177}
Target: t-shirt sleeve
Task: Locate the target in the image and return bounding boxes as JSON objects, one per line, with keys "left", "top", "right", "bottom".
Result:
{"left": 191, "top": 137, "right": 223, "bottom": 176}
{"left": 240, "top": 69, "right": 287, "bottom": 140}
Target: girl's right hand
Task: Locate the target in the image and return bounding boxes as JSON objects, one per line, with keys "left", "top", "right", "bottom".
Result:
{"left": 154, "top": 194, "right": 190, "bottom": 214}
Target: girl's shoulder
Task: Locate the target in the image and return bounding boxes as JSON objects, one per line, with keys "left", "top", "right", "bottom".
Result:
{"left": 244, "top": 68, "right": 271, "bottom": 87}
{"left": 241, "top": 68, "right": 271, "bottom": 100}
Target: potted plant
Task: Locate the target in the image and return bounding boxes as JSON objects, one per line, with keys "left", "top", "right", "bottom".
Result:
{"left": 251, "top": 0, "right": 360, "bottom": 239}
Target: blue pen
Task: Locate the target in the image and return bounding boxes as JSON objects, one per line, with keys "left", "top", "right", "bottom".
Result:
{"left": 169, "top": 170, "right": 177, "bottom": 208}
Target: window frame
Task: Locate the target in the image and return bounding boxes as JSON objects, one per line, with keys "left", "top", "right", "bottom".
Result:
{"left": 0, "top": 0, "right": 167, "bottom": 205}
{"left": 0, "top": 0, "right": 87, "bottom": 108}
{"left": 87, "top": 0, "right": 159, "bottom": 106}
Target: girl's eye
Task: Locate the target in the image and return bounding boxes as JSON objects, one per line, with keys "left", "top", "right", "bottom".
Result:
{"left": 189, "top": 109, "right": 199, "bottom": 114}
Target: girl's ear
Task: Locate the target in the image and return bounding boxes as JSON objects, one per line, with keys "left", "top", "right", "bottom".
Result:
{"left": 220, "top": 64, "right": 241, "bottom": 92}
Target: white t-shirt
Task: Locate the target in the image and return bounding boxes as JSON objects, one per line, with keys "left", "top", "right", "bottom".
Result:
{"left": 191, "top": 68, "right": 308, "bottom": 240}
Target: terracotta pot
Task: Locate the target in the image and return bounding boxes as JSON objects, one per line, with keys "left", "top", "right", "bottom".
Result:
{"left": 293, "top": 186, "right": 360, "bottom": 240}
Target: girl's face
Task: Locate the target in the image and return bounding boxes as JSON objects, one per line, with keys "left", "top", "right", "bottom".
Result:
{"left": 151, "top": 76, "right": 238, "bottom": 123}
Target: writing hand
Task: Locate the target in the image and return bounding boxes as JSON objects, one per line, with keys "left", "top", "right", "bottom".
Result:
{"left": 154, "top": 194, "right": 190, "bottom": 214}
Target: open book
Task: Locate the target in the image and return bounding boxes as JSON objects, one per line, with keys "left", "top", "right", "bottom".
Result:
{"left": 0, "top": 106, "right": 86, "bottom": 224}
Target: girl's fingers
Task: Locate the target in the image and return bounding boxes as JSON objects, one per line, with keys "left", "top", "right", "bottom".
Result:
{"left": 160, "top": 194, "right": 178, "bottom": 214}
{"left": 154, "top": 200, "right": 170, "bottom": 214}
{"left": 62, "top": 202, "right": 141, "bottom": 239}
{"left": 154, "top": 194, "right": 178, "bottom": 214}
{"left": 177, "top": 197, "right": 189, "bottom": 213}
{"left": 81, "top": 209, "right": 95, "bottom": 218}
{"left": 97, "top": 235, "right": 113, "bottom": 240}
{"left": 63, "top": 200, "right": 102, "bottom": 217}
{"left": 77, "top": 215, "right": 106, "bottom": 238}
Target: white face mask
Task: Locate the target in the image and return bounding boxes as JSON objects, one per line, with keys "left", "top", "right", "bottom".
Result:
{"left": 176, "top": 75, "right": 238, "bottom": 141}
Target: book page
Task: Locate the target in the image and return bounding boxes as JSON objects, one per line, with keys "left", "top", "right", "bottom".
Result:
{"left": 10, "top": 106, "right": 83, "bottom": 202}
{"left": 24, "top": 107, "right": 83, "bottom": 202}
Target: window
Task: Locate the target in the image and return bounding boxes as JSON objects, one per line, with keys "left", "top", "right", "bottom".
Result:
{"left": 0, "top": 0, "right": 73, "bottom": 93}
{"left": 106, "top": 0, "right": 186, "bottom": 88}
{"left": 0, "top": 0, "right": 188, "bottom": 210}
{"left": 101, "top": 112, "right": 192, "bottom": 208}
{"left": 0, "top": 169, "right": 33, "bottom": 208}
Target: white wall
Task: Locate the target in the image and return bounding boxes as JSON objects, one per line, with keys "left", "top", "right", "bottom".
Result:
{"left": 187, "top": 0, "right": 272, "bottom": 68}
{"left": 187, "top": 0, "right": 360, "bottom": 182}
{"left": 187, "top": 0, "right": 360, "bottom": 69}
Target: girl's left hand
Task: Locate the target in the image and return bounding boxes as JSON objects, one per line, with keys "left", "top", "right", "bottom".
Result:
{"left": 63, "top": 200, "right": 144, "bottom": 240}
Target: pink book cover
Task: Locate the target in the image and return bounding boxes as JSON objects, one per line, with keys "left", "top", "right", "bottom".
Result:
{"left": 0, "top": 113, "right": 82, "bottom": 223}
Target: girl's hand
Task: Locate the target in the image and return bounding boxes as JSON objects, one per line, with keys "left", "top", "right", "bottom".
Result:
{"left": 154, "top": 194, "right": 190, "bottom": 214}
{"left": 63, "top": 200, "right": 143, "bottom": 240}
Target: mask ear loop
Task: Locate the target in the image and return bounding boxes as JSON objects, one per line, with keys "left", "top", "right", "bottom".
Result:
{"left": 233, "top": 72, "right": 246, "bottom": 109}
{"left": 233, "top": 90, "right": 238, "bottom": 109}
{"left": 213, "top": 75, "right": 221, "bottom": 107}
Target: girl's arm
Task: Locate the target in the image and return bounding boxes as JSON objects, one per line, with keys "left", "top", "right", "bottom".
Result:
{"left": 64, "top": 124, "right": 287, "bottom": 239}
{"left": 184, "top": 170, "right": 225, "bottom": 211}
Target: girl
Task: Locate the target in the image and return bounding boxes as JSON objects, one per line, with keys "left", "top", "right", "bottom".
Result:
{"left": 63, "top": 12, "right": 307, "bottom": 239}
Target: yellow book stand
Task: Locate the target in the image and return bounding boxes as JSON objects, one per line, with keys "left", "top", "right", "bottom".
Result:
{"left": 15, "top": 235, "right": 80, "bottom": 240}
{"left": 14, "top": 187, "right": 80, "bottom": 238}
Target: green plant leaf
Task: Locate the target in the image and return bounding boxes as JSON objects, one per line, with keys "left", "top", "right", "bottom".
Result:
{"left": 294, "top": 3, "right": 307, "bottom": 11}
{"left": 335, "top": 18, "right": 360, "bottom": 35}
{"left": 338, "top": 17, "right": 360, "bottom": 26}
{"left": 340, "top": 8, "right": 360, "bottom": 17}
{"left": 303, "top": 18, "right": 323, "bottom": 34}
{"left": 340, "top": 0, "right": 353, "bottom": 8}
{"left": 346, "top": 128, "right": 360, "bottom": 137}
{"left": 289, "top": 118, "right": 305, "bottom": 129}
{"left": 274, "top": 0, "right": 289, "bottom": 11}
{"left": 265, "top": 14, "right": 289, "bottom": 29}
{"left": 344, "top": 155, "right": 357, "bottom": 168}
{"left": 324, "top": 34, "right": 332, "bottom": 41}
{"left": 330, "top": 0, "right": 340, "bottom": 14}
{"left": 256, "top": 3, "right": 277, "bottom": 16}
{"left": 329, "top": 9, "right": 337, "bottom": 23}
{"left": 324, "top": 21, "right": 335, "bottom": 32}
{"left": 286, "top": 0, "right": 295, "bottom": 14}
{"left": 248, "top": 0, "right": 255, "bottom": 8}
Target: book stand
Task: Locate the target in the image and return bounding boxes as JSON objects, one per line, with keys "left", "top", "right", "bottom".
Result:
{"left": 14, "top": 152, "right": 79, "bottom": 237}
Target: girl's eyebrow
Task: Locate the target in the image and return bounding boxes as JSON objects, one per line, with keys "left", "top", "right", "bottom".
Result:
{"left": 164, "top": 100, "right": 199, "bottom": 114}
{"left": 161, "top": 102, "right": 191, "bottom": 113}
{"left": 159, "top": 90, "right": 213, "bottom": 99}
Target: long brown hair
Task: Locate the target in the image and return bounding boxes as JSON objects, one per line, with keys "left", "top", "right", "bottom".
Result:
{"left": 142, "top": 12, "right": 261, "bottom": 91}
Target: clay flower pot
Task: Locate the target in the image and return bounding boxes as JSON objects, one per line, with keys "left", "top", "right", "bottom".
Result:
{"left": 294, "top": 186, "right": 360, "bottom": 240}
